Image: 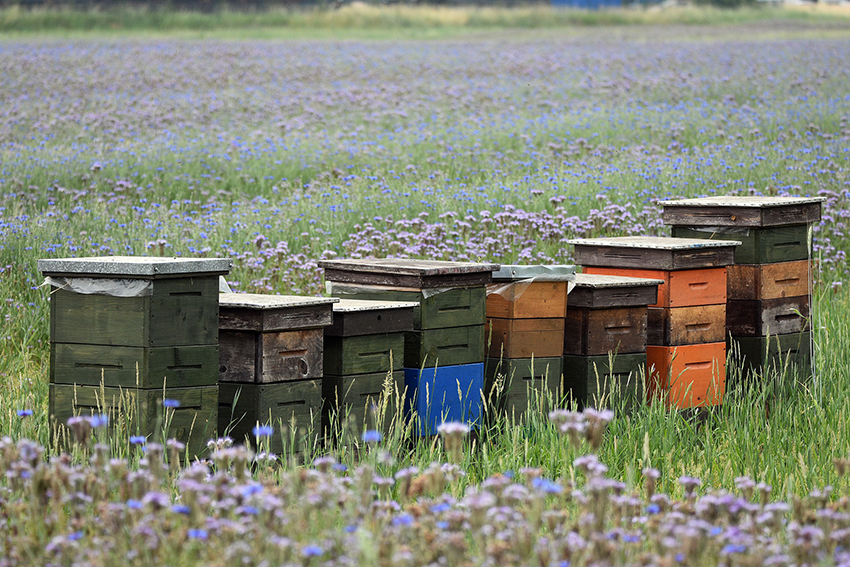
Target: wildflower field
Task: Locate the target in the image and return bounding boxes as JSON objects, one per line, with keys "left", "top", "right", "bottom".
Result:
{"left": 2, "top": 12, "right": 850, "bottom": 565}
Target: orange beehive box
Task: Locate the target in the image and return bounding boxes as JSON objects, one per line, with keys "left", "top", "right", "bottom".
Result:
{"left": 486, "top": 280, "right": 569, "bottom": 319}
{"left": 486, "top": 317, "right": 565, "bottom": 359}
{"left": 727, "top": 260, "right": 811, "bottom": 301}
{"left": 583, "top": 266, "right": 727, "bottom": 308}
{"left": 646, "top": 342, "right": 726, "bottom": 409}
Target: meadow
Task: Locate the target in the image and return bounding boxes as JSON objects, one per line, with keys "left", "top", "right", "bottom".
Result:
{"left": 1, "top": 10, "right": 850, "bottom": 564}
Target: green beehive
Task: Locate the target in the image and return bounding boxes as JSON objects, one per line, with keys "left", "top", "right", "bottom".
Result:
{"left": 485, "top": 357, "right": 563, "bottom": 418}
{"left": 563, "top": 353, "right": 646, "bottom": 412}
{"left": 39, "top": 256, "right": 231, "bottom": 456}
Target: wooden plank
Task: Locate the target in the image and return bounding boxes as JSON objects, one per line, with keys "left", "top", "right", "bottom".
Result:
{"left": 726, "top": 296, "right": 811, "bottom": 337}
{"left": 562, "top": 353, "right": 646, "bottom": 412}
{"left": 323, "top": 333, "right": 405, "bottom": 375}
{"left": 404, "top": 363, "right": 484, "bottom": 436}
{"left": 646, "top": 342, "right": 726, "bottom": 409}
{"left": 727, "top": 261, "right": 812, "bottom": 301}
{"left": 672, "top": 225, "right": 809, "bottom": 264}
{"left": 568, "top": 274, "right": 661, "bottom": 309}
{"left": 49, "top": 384, "right": 218, "bottom": 457}
{"left": 564, "top": 307, "right": 647, "bottom": 356}
{"left": 219, "top": 305, "right": 334, "bottom": 332}
{"left": 486, "top": 281, "right": 568, "bottom": 319}
{"left": 406, "top": 325, "right": 485, "bottom": 368}
{"left": 659, "top": 196, "right": 824, "bottom": 228}
{"left": 51, "top": 343, "right": 218, "bottom": 389}
{"left": 39, "top": 256, "right": 231, "bottom": 278}
{"left": 647, "top": 304, "right": 726, "bottom": 346}
{"left": 484, "top": 357, "right": 562, "bottom": 417}
{"left": 149, "top": 276, "right": 219, "bottom": 347}
{"left": 583, "top": 267, "right": 727, "bottom": 308}
{"left": 487, "top": 318, "right": 565, "bottom": 359}
{"left": 218, "top": 331, "right": 260, "bottom": 384}
{"left": 729, "top": 332, "right": 812, "bottom": 380}
{"left": 322, "top": 371, "right": 405, "bottom": 438}
{"left": 325, "top": 284, "right": 485, "bottom": 330}
{"left": 260, "top": 329, "right": 324, "bottom": 383}
{"left": 571, "top": 236, "right": 738, "bottom": 271}
{"left": 219, "top": 380, "right": 322, "bottom": 455}
{"left": 324, "top": 300, "right": 415, "bottom": 337}
{"left": 320, "top": 258, "right": 499, "bottom": 289}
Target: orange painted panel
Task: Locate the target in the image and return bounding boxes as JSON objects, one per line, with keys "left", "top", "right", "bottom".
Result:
{"left": 486, "top": 281, "right": 568, "bottom": 319}
{"left": 583, "top": 267, "right": 726, "bottom": 308}
{"left": 646, "top": 342, "right": 726, "bottom": 409}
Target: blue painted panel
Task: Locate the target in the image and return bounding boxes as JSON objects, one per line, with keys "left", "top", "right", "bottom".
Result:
{"left": 404, "top": 363, "right": 484, "bottom": 436}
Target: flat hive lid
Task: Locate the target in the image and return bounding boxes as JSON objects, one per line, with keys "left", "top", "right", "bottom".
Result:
{"left": 569, "top": 236, "right": 741, "bottom": 250}
{"left": 570, "top": 236, "right": 740, "bottom": 270}
{"left": 660, "top": 196, "right": 825, "bottom": 227}
{"left": 320, "top": 258, "right": 500, "bottom": 289}
{"left": 332, "top": 299, "right": 418, "bottom": 312}
{"left": 219, "top": 293, "right": 338, "bottom": 310}
{"left": 492, "top": 264, "right": 576, "bottom": 282}
{"left": 572, "top": 273, "right": 664, "bottom": 288}
{"left": 38, "top": 256, "right": 232, "bottom": 278}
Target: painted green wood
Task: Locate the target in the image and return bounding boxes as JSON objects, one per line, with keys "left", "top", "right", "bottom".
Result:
{"left": 48, "top": 384, "right": 217, "bottom": 457}
{"left": 485, "top": 357, "right": 562, "bottom": 417}
{"left": 218, "top": 379, "right": 322, "bottom": 455}
{"left": 323, "top": 333, "right": 404, "bottom": 376}
{"left": 672, "top": 225, "right": 809, "bottom": 264}
{"left": 50, "top": 343, "right": 218, "bottom": 389}
{"left": 405, "top": 325, "right": 485, "bottom": 368}
{"left": 322, "top": 371, "right": 405, "bottom": 438}
{"left": 50, "top": 276, "right": 219, "bottom": 347}
{"left": 729, "top": 332, "right": 812, "bottom": 381}
{"left": 327, "top": 284, "right": 486, "bottom": 330}
{"left": 563, "top": 353, "right": 646, "bottom": 412}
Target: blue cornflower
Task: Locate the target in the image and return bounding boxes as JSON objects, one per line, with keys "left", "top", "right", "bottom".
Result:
{"left": 130, "top": 435, "right": 147, "bottom": 445}
{"left": 344, "top": 525, "right": 358, "bottom": 533}
{"left": 252, "top": 424, "right": 274, "bottom": 438}
{"left": 16, "top": 409, "right": 33, "bottom": 417}
{"left": 646, "top": 504, "right": 661, "bottom": 515}
{"left": 722, "top": 544, "right": 748, "bottom": 554}
{"left": 532, "top": 477, "right": 563, "bottom": 494}
{"left": 302, "top": 544, "right": 323, "bottom": 558}
{"left": 436, "top": 521, "right": 449, "bottom": 529}
{"left": 392, "top": 514, "right": 414, "bottom": 526}
{"left": 362, "top": 430, "right": 382, "bottom": 444}
{"left": 68, "top": 531, "right": 84, "bottom": 541}
{"left": 127, "top": 499, "right": 143, "bottom": 510}
{"left": 163, "top": 399, "right": 181, "bottom": 408}
{"left": 188, "top": 529, "right": 208, "bottom": 540}
{"left": 171, "top": 504, "right": 191, "bottom": 515}
{"left": 90, "top": 414, "right": 109, "bottom": 428}
{"left": 431, "top": 502, "right": 451, "bottom": 513}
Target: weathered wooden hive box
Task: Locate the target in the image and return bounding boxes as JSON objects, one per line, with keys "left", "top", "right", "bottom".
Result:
{"left": 320, "top": 258, "right": 498, "bottom": 435}
{"left": 563, "top": 273, "right": 662, "bottom": 411}
{"left": 217, "top": 293, "right": 337, "bottom": 454}
{"left": 661, "top": 196, "right": 822, "bottom": 380}
{"left": 322, "top": 299, "right": 416, "bottom": 438}
{"left": 39, "top": 256, "right": 231, "bottom": 456}
{"left": 484, "top": 265, "right": 574, "bottom": 418}
{"left": 571, "top": 237, "right": 739, "bottom": 409}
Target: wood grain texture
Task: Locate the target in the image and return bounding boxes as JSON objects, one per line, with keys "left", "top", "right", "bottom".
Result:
{"left": 406, "top": 325, "right": 485, "bottom": 368}
{"left": 484, "top": 357, "right": 562, "bottom": 417}
{"left": 583, "top": 267, "right": 727, "bottom": 308}
{"left": 486, "top": 318, "right": 565, "bottom": 359}
{"left": 219, "top": 304, "right": 334, "bottom": 332}
{"left": 562, "top": 353, "right": 646, "bottom": 411}
{"left": 564, "top": 307, "right": 647, "bottom": 356}
{"left": 50, "top": 276, "right": 219, "bottom": 347}
{"left": 727, "top": 261, "right": 812, "bottom": 300}
{"left": 646, "top": 304, "right": 726, "bottom": 346}
{"left": 323, "top": 333, "right": 404, "bottom": 375}
{"left": 218, "top": 331, "right": 260, "bottom": 384}
{"left": 672, "top": 225, "right": 809, "bottom": 264}
{"left": 574, "top": 242, "right": 736, "bottom": 271}
{"left": 661, "top": 197, "right": 822, "bottom": 227}
{"left": 485, "top": 281, "right": 568, "bottom": 319}
{"left": 320, "top": 259, "right": 498, "bottom": 289}
{"left": 50, "top": 343, "right": 218, "bottom": 389}
{"left": 646, "top": 342, "right": 726, "bottom": 410}
{"left": 324, "top": 305, "right": 414, "bottom": 337}
{"left": 49, "top": 384, "right": 218, "bottom": 457}
{"left": 261, "top": 329, "right": 324, "bottom": 383}
{"left": 218, "top": 379, "right": 322, "bottom": 454}
{"left": 323, "top": 269, "right": 492, "bottom": 289}
{"left": 726, "top": 296, "right": 811, "bottom": 337}
{"left": 729, "top": 332, "right": 812, "bottom": 380}
{"left": 322, "top": 371, "right": 405, "bottom": 438}
{"left": 568, "top": 277, "right": 659, "bottom": 309}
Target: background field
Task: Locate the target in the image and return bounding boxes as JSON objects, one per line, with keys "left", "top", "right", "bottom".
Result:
{"left": 1, "top": 9, "right": 849, "bottom": 499}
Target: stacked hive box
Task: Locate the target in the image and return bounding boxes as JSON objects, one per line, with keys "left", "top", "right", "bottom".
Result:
{"left": 218, "top": 293, "right": 337, "bottom": 454}
{"left": 39, "top": 256, "right": 230, "bottom": 456}
{"left": 570, "top": 237, "right": 739, "bottom": 409}
{"left": 661, "top": 196, "right": 823, "bottom": 380}
{"left": 563, "top": 273, "right": 663, "bottom": 411}
{"left": 323, "top": 299, "right": 416, "bottom": 438}
{"left": 484, "top": 265, "right": 574, "bottom": 418}
{"left": 319, "top": 259, "right": 498, "bottom": 436}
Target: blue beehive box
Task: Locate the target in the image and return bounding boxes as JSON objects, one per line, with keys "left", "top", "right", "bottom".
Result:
{"left": 404, "top": 363, "right": 484, "bottom": 436}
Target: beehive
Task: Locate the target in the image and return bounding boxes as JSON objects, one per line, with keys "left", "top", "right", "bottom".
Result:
{"left": 39, "top": 256, "right": 231, "bottom": 455}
